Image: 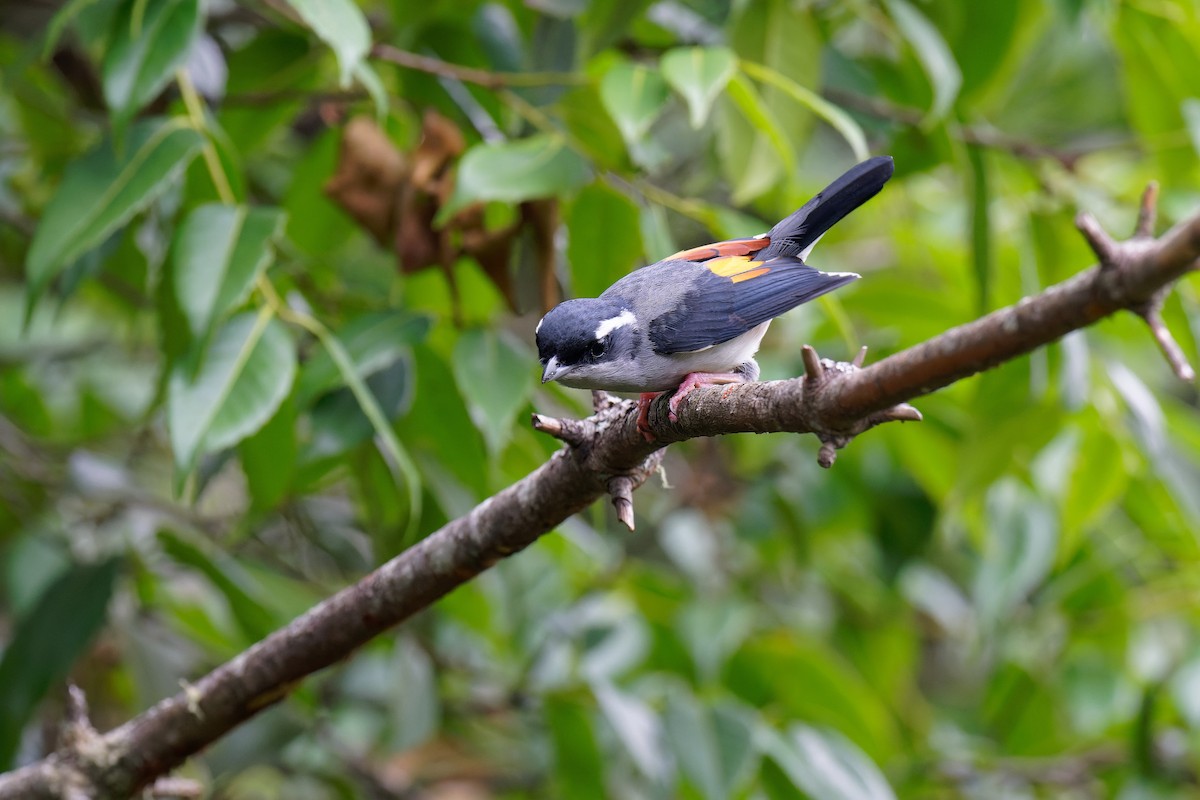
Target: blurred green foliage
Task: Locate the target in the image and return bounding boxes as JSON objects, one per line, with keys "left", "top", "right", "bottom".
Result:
{"left": 2, "top": 0, "right": 1200, "bottom": 797}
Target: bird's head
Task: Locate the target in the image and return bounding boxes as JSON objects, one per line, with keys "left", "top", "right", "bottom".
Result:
{"left": 535, "top": 298, "right": 640, "bottom": 389}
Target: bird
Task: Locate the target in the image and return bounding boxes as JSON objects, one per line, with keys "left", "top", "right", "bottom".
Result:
{"left": 536, "top": 155, "right": 894, "bottom": 440}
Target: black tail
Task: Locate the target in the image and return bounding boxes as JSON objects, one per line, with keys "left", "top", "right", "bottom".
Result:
{"left": 756, "top": 156, "right": 894, "bottom": 261}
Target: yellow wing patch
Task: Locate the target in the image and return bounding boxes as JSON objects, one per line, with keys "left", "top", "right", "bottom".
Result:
{"left": 704, "top": 255, "right": 766, "bottom": 279}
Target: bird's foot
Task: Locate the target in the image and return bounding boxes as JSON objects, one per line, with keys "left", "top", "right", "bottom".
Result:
{"left": 637, "top": 392, "right": 660, "bottom": 441}
{"left": 667, "top": 372, "right": 747, "bottom": 422}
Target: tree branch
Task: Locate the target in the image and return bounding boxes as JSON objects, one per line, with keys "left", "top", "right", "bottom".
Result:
{"left": 371, "top": 44, "right": 584, "bottom": 89}
{"left": 824, "top": 88, "right": 1136, "bottom": 167}
{"left": 2, "top": 200, "right": 1197, "bottom": 799}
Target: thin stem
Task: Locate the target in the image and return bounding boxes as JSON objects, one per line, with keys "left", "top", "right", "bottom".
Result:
{"left": 372, "top": 44, "right": 585, "bottom": 89}
{"left": 181, "top": 66, "right": 422, "bottom": 541}
{"left": 175, "top": 69, "right": 235, "bottom": 205}
{"left": 256, "top": 278, "right": 424, "bottom": 543}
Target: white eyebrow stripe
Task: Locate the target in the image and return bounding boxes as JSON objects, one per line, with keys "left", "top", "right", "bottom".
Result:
{"left": 594, "top": 309, "right": 636, "bottom": 339}
{"left": 535, "top": 316, "right": 544, "bottom": 334}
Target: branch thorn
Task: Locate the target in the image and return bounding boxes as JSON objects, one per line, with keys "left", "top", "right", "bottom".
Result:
{"left": 592, "top": 390, "right": 620, "bottom": 413}
{"left": 66, "top": 685, "right": 90, "bottom": 728}
{"left": 608, "top": 476, "right": 636, "bottom": 531}
{"left": 148, "top": 778, "right": 205, "bottom": 799}
{"left": 1134, "top": 291, "right": 1196, "bottom": 383}
{"left": 817, "top": 441, "right": 839, "bottom": 469}
{"left": 883, "top": 403, "right": 923, "bottom": 423}
{"left": 852, "top": 346, "right": 868, "bottom": 368}
{"left": 531, "top": 413, "right": 590, "bottom": 447}
{"left": 1075, "top": 212, "right": 1119, "bottom": 267}
{"left": 801, "top": 345, "right": 824, "bottom": 385}
{"left": 1135, "top": 182, "right": 1159, "bottom": 239}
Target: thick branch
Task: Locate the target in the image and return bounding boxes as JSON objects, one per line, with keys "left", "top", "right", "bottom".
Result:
{"left": 3, "top": 205, "right": 1198, "bottom": 800}
{"left": 827, "top": 210, "right": 1199, "bottom": 422}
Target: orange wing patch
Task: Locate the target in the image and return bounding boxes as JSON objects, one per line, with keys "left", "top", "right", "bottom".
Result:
{"left": 667, "top": 237, "right": 768, "bottom": 263}
{"left": 730, "top": 266, "right": 771, "bottom": 283}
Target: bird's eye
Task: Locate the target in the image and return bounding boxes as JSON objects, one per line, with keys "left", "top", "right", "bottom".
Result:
{"left": 588, "top": 338, "right": 608, "bottom": 358}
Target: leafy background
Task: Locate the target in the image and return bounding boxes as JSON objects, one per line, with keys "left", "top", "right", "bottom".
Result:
{"left": 2, "top": 0, "right": 1200, "bottom": 797}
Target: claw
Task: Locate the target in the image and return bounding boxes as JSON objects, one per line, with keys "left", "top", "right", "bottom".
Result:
{"left": 637, "top": 392, "right": 659, "bottom": 441}
{"left": 666, "top": 372, "right": 747, "bottom": 422}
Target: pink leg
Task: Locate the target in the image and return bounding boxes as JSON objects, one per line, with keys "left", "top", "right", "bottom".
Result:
{"left": 637, "top": 392, "right": 660, "bottom": 441}
{"left": 668, "top": 372, "right": 747, "bottom": 422}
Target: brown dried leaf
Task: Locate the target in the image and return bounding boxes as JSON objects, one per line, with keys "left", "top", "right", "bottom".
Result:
{"left": 378, "top": 738, "right": 503, "bottom": 793}
{"left": 327, "top": 111, "right": 549, "bottom": 315}
{"left": 521, "top": 199, "right": 560, "bottom": 312}
{"left": 323, "top": 116, "right": 406, "bottom": 245}
{"left": 411, "top": 109, "right": 466, "bottom": 192}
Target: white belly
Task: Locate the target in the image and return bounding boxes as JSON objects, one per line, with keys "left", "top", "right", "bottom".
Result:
{"left": 673, "top": 321, "right": 771, "bottom": 372}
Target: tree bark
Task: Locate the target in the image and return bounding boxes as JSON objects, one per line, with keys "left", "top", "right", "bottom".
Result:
{"left": 1, "top": 198, "right": 1197, "bottom": 800}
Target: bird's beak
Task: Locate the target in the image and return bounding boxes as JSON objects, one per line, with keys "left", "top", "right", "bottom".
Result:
{"left": 541, "top": 357, "right": 570, "bottom": 384}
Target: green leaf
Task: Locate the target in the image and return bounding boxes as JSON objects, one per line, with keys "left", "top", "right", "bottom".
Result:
{"left": 353, "top": 61, "right": 387, "bottom": 119}
{"left": 304, "top": 360, "right": 411, "bottom": 462}
{"left": 966, "top": 143, "right": 991, "bottom": 313}
{"left": 439, "top": 135, "right": 591, "bottom": 222}
{"left": 567, "top": 183, "right": 644, "bottom": 299}
{"left": 168, "top": 311, "right": 296, "bottom": 475}
{"left": 1183, "top": 98, "right": 1200, "bottom": 156}
{"left": 546, "top": 695, "right": 607, "bottom": 800}
{"left": 973, "top": 478, "right": 1058, "bottom": 627}
{"left": 557, "top": 84, "right": 629, "bottom": 170}
{"left": 397, "top": 345, "right": 488, "bottom": 496}
{"left": 296, "top": 312, "right": 431, "bottom": 408}
{"left": 285, "top": 0, "right": 370, "bottom": 87}
{"left": 240, "top": 397, "right": 297, "bottom": 512}
{"left": 599, "top": 59, "right": 670, "bottom": 145}
{"left": 760, "top": 724, "right": 896, "bottom": 800}
{"left": 102, "top": 0, "right": 201, "bottom": 132}
{"left": 592, "top": 680, "right": 671, "bottom": 784}
{"left": 1112, "top": 6, "right": 1200, "bottom": 179}
{"left": 579, "top": 0, "right": 653, "bottom": 56}
{"left": 307, "top": 322, "right": 423, "bottom": 542}
{"left": 639, "top": 203, "right": 675, "bottom": 263}
{"left": 719, "top": 0, "right": 820, "bottom": 203}
{"left": 3, "top": 537, "right": 70, "bottom": 617}
{"left": 949, "top": 1, "right": 1022, "bottom": 98}
{"left": 25, "top": 119, "right": 203, "bottom": 314}
{"left": 725, "top": 73, "right": 797, "bottom": 203}
{"left": 1064, "top": 650, "right": 1137, "bottom": 736}
{"left": 1170, "top": 653, "right": 1200, "bottom": 731}
{"left": 664, "top": 689, "right": 757, "bottom": 800}
{"left": 1062, "top": 424, "right": 1127, "bottom": 553}
{"left": 0, "top": 558, "right": 120, "bottom": 770}
{"left": 42, "top": 0, "right": 108, "bottom": 58}
{"left": 172, "top": 204, "right": 286, "bottom": 341}
{"left": 159, "top": 530, "right": 279, "bottom": 642}
{"left": 884, "top": 0, "right": 962, "bottom": 124}
{"left": 738, "top": 60, "right": 870, "bottom": 162}
{"left": 677, "top": 599, "right": 755, "bottom": 682}
{"left": 452, "top": 328, "right": 536, "bottom": 455}
{"left": 726, "top": 635, "right": 897, "bottom": 760}
{"left": 661, "top": 46, "right": 736, "bottom": 129}
{"left": 474, "top": 3, "right": 525, "bottom": 72}
{"left": 283, "top": 127, "right": 356, "bottom": 256}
